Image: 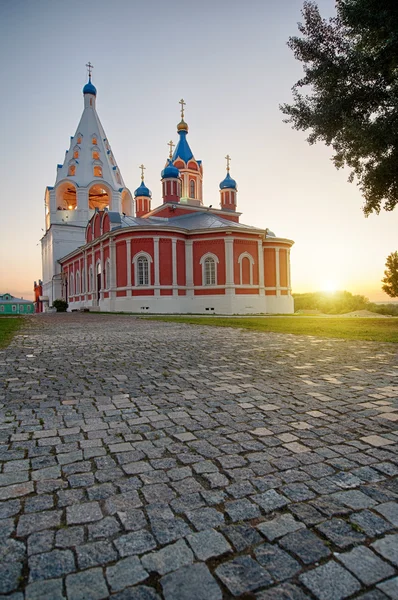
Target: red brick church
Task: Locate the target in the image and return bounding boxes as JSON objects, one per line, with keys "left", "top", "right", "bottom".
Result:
{"left": 39, "top": 68, "right": 294, "bottom": 314}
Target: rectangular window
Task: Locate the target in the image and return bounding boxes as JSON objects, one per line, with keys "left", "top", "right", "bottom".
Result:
{"left": 0, "top": 306, "right": 4, "bottom": 312}
{"left": 137, "top": 258, "right": 149, "bottom": 286}
{"left": 12, "top": 305, "right": 16, "bottom": 312}
{"left": 205, "top": 260, "right": 216, "bottom": 285}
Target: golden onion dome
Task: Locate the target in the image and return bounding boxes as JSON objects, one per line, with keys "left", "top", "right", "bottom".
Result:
{"left": 177, "top": 118, "right": 188, "bottom": 132}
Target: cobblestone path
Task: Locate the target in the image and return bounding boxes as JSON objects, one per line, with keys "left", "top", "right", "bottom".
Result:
{"left": 1, "top": 313, "right": 398, "bottom": 600}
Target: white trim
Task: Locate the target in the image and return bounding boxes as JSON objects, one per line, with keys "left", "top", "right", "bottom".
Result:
{"left": 238, "top": 251, "right": 254, "bottom": 285}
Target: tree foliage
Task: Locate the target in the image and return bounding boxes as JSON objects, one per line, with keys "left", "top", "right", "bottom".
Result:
{"left": 53, "top": 299, "right": 68, "bottom": 312}
{"left": 281, "top": 0, "right": 398, "bottom": 216}
{"left": 293, "top": 290, "right": 369, "bottom": 313}
{"left": 381, "top": 251, "right": 398, "bottom": 297}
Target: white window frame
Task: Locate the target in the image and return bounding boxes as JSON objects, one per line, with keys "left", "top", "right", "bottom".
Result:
{"left": 69, "top": 273, "right": 74, "bottom": 296}
{"left": 89, "top": 265, "right": 94, "bottom": 292}
{"left": 105, "top": 258, "right": 111, "bottom": 290}
{"left": 238, "top": 252, "right": 255, "bottom": 285}
{"left": 75, "top": 271, "right": 80, "bottom": 295}
{"left": 200, "top": 252, "right": 219, "bottom": 286}
{"left": 12, "top": 305, "right": 17, "bottom": 312}
{"left": 132, "top": 251, "right": 153, "bottom": 286}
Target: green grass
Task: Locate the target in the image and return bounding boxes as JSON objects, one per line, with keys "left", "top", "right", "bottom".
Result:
{"left": 144, "top": 316, "right": 398, "bottom": 343}
{"left": 0, "top": 317, "right": 23, "bottom": 348}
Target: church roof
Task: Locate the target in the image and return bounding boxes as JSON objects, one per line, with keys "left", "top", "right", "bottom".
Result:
{"left": 172, "top": 129, "right": 194, "bottom": 163}
{"left": 118, "top": 211, "right": 257, "bottom": 231}
{"left": 55, "top": 76, "right": 125, "bottom": 191}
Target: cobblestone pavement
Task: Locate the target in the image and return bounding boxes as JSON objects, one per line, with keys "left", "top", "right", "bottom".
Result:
{"left": 1, "top": 313, "right": 398, "bottom": 600}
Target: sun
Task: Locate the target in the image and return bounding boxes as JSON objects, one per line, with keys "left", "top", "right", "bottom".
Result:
{"left": 320, "top": 279, "right": 339, "bottom": 293}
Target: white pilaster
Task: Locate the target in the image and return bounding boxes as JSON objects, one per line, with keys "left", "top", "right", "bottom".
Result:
{"left": 109, "top": 239, "right": 116, "bottom": 311}
{"left": 185, "top": 240, "right": 193, "bottom": 297}
{"left": 100, "top": 244, "right": 104, "bottom": 302}
{"left": 172, "top": 238, "right": 178, "bottom": 297}
{"left": 126, "top": 239, "right": 132, "bottom": 297}
{"left": 258, "top": 240, "right": 265, "bottom": 295}
{"left": 154, "top": 237, "right": 160, "bottom": 297}
{"left": 275, "top": 247, "right": 280, "bottom": 297}
{"left": 224, "top": 238, "right": 235, "bottom": 295}
{"left": 84, "top": 251, "right": 88, "bottom": 302}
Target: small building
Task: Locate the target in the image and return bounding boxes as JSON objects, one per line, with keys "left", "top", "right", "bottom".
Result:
{"left": 0, "top": 293, "right": 34, "bottom": 315}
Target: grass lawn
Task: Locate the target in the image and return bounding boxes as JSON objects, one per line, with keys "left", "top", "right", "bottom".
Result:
{"left": 0, "top": 317, "right": 23, "bottom": 348}
{"left": 144, "top": 316, "right": 398, "bottom": 343}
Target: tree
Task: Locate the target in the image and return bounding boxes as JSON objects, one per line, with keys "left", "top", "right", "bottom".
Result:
{"left": 382, "top": 251, "right": 398, "bottom": 297}
{"left": 280, "top": 0, "right": 398, "bottom": 216}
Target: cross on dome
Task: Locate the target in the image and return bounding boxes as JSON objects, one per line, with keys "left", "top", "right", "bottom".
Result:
{"left": 139, "top": 164, "right": 146, "bottom": 181}
{"left": 168, "top": 140, "right": 175, "bottom": 159}
{"left": 179, "top": 99, "right": 186, "bottom": 119}
{"left": 225, "top": 154, "right": 231, "bottom": 172}
{"left": 86, "top": 61, "right": 94, "bottom": 80}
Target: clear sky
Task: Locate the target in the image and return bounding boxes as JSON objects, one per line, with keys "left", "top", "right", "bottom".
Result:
{"left": 1, "top": 0, "right": 396, "bottom": 302}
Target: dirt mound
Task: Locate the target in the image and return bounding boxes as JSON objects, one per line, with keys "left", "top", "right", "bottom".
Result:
{"left": 339, "top": 309, "right": 390, "bottom": 318}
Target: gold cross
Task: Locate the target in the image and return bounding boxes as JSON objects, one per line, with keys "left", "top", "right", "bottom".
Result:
{"left": 225, "top": 154, "right": 231, "bottom": 171}
{"left": 86, "top": 62, "right": 94, "bottom": 78}
{"left": 167, "top": 140, "right": 175, "bottom": 159}
{"left": 179, "top": 98, "right": 186, "bottom": 119}
{"left": 139, "top": 164, "right": 146, "bottom": 181}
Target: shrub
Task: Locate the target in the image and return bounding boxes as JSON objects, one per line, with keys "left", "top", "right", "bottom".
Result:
{"left": 53, "top": 299, "right": 68, "bottom": 312}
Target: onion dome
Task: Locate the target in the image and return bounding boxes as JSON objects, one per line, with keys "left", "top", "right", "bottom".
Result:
{"left": 177, "top": 118, "right": 188, "bottom": 132}
{"left": 220, "top": 171, "right": 237, "bottom": 190}
{"left": 83, "top": 77, "right": 97, "bottom": 96}
{"left": 134, "top": 181, "right": 151, "bottom": 197}
{"left": 161, "top": 159, "right": 180, "bottom": 179}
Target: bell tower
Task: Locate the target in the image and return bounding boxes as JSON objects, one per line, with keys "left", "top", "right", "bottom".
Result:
{"left": 41, "top": 65, "right": 133, "bottom": 307}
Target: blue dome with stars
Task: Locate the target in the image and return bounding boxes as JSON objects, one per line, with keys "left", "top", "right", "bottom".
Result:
{"left": 83, "top": 78, "right": 97, "bottom": 96}
{"left": 220, "top": 172, "right": 237, "bottom": 190}
{"left": 134, "top": 181, "right": 151, "bottom": 197}
{"left": 161, "top": 160, "right": 180, "bottom": 179}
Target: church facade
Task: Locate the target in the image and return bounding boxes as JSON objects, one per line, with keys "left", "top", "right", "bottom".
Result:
{"left": 39, "top": 72, "right": 294, "bottom": 314}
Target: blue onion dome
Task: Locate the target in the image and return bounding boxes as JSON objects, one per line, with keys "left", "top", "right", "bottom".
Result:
{"left": 83, "top": 78, "right": 97, "bottom": 96}
{"left": 220, "top": 172, "right": 237, "bottom": 190}
{"left": 134, "top": 181, "right": 151, "bottom": 197}
{"left": 161, "top": 159, "right": 180, "bottom": 179}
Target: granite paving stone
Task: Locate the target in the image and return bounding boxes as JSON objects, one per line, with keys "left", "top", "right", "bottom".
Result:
{"left": 106, "top": 557, "right": 149, "bottom": 592}
{"left": 300, "top": 560, "right": 361, "bottom": 600}
{"left": 215, "top": 555, "right": 273, "bottom": 595}
{"left": 161, "top": 563, "right": 222, "bottom": 600}
{"left": 65, "top": 568, "right": 109, "bottom": 600}
{"left": 1, "top": 313, "right": 398, "bottom": 599}
{"left": 336, "top": 546, "right": 395, "bottom": 586}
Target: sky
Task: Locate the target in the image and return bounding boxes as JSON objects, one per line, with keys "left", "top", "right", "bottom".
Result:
{"left": 1, "top": 0, "right": 396, "bottom": 302}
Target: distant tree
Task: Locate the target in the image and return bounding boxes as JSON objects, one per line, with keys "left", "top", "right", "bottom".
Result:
{"left": 382, "top": 251, "right": 398, "bottom": 297}
{"left": 280, "top": 0, "right": 398, "bottom": 216}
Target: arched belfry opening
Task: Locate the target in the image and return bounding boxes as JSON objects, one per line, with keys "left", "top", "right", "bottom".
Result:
{"left": 89, "top": 183, "right": 112, "bottom": 210}
{"left": 56, "top": 181, "right": 77, "bottom": 210}
{"left": 121, "top": 189, "right": 132, "bottom": 215}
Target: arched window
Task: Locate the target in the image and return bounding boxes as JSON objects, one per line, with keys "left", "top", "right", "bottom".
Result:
{"left": 92, "top": 151, "right": 100, "bottom": 160}
{"left": 105, "top": 259, "right": 111, "bottom": 289}
{"left": 69, "top": 273, "right": 74, "bottom": 296}
{"left": 77, "top": 136, "right": 82, "bottom": 144}
{"left": 190, "top": 180, "right": 195, "bottom": 198}
{"left": 68, "top": 165, "right": 76, "bottom": 177}
{"left": 89, "top": 266, "right": 93, "bottom": 292}
{"left": 93, "top": 166, "right": 102, "bottom": 177}
{"left": 75, "top": 271, "right": 80, "bottom": 295}
{"left": 73, "top": 150, "right": 79, "bottom": 159}
{"left": 92, "top": 137, "right": 97, "bottom": 145}
{"left": 200, "top": 253, "right": 219, "bottom": 286}
{"left": 238, "top": 252, "right": 255, "bottom": 285}
{"left": 133, "top": 252, "right": 153, "bottom": 286}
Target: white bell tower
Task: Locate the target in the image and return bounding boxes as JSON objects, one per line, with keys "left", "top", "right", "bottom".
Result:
{"left": 41, "top": 64, "right": 133, "bottom": 306}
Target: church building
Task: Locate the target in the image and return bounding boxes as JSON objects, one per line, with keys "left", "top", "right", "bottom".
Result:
{"left": 38, "top": 68, "right": 294, "bottom": 314}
